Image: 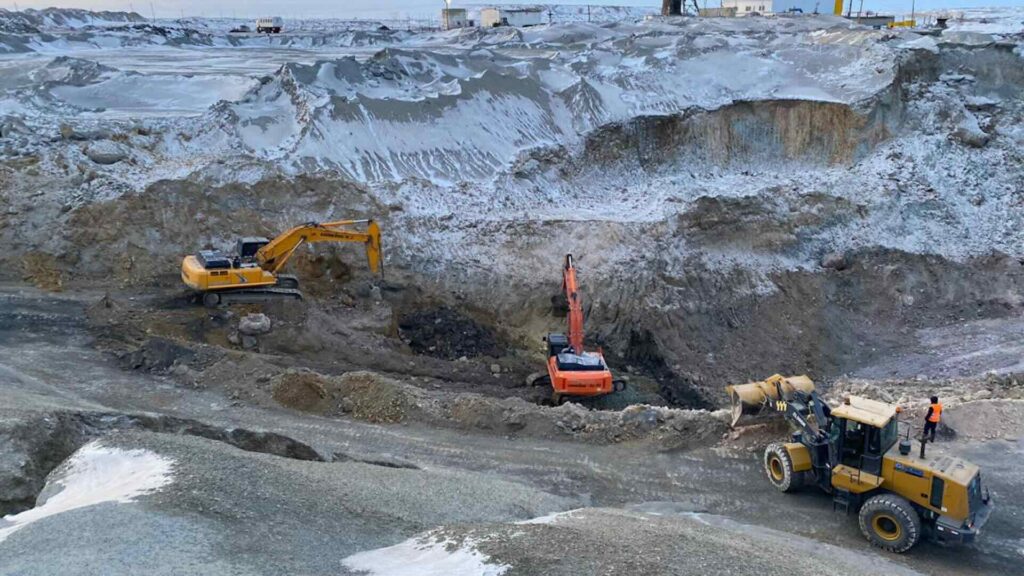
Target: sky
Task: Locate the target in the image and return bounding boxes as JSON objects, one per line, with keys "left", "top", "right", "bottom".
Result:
{"left": 4, "top": 0, "right": 1022, "bottom": 19}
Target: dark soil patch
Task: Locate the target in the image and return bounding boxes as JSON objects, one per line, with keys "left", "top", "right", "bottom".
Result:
{"left": 397, "top": 306, "right": 503, "bottom": 360}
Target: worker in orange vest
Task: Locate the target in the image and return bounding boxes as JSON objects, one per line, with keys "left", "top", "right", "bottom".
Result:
{"left": 924, "top": 395, "right": 942, "bottom": 442}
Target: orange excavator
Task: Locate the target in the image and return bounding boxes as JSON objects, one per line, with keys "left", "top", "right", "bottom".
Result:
{"left": 530, "top": 254, "right": 625, "bottom": 404}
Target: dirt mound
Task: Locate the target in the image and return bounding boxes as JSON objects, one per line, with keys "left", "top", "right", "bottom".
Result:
{"left": 269, "top": 369, "right": 728, "bottom": 448}
{"left": 827, "top": 373, "right": 1024, "bottom": 440}
{"left": 398, "top": 306, "right": 503, "bottom": 360}
{"left": 333, "top": 371, "right": 411, "bottom": 424}
{"left": 273, "top": 372, "right": 331, "bottom": 413}
{"left": 270, "top": 370, "right": 412, "bottom": 424}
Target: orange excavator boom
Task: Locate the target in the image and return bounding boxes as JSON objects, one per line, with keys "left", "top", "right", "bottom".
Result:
{"left": 562, "top": 254, "right": 585, "bottom": 355}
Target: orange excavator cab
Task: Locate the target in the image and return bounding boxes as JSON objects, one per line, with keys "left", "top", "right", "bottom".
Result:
{"left": 536, "top": 254, "right": 625, "bottom": 404}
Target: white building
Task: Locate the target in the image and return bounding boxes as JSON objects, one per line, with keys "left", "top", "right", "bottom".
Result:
{"left": 442, "top": 8, "right": 469, "bottom": 29}
{"left": 721, "top": 0, "right": 773, "bottom": 15}
{"left": 479, "top": 7, "right": 544, "bottom": 27}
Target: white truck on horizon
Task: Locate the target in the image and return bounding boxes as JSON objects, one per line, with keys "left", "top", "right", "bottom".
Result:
{"left": 255, "top": 17, "right": 283, "bottom": 33}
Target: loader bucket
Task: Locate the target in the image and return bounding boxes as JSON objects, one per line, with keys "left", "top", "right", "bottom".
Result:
{"left": 725, "top": 374, "right": 815, "bottom": 427}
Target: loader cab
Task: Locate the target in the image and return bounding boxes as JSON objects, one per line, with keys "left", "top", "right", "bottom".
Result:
{"left": 828, "top": 397, "right": 899, "bottom": 477}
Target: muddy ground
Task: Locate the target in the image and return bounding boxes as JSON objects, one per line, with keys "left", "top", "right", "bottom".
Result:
{"left": 2, "top": 286, "right": 1024, "bottom": 575}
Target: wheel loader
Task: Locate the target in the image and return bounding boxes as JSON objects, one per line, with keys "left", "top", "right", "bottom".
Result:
{"left": 181, "top": 219, "right": 382, "bottom": 307}
{"left": 728, "top": 375, "right": 993, "bottom": 553}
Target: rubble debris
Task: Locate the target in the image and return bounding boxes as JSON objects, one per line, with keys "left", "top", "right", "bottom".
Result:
{"left": 398, "top": 307, "right": 503, "bottom": 360}
{"left": 268, "top": 370, "right": 728, "bottom": 447}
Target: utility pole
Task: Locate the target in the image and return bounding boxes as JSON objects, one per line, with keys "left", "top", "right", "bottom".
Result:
{"left": 149, "top": 1, "right": 155, "bottom": 21}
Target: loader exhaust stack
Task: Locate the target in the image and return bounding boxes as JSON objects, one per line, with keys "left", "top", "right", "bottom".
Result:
{"left": 726, "top": 374, "right": 816, "bottom": 427}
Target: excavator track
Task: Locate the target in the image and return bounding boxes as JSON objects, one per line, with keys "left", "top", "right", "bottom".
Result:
{"left": 201, "top": 287, "right": 303, "bottom": 308}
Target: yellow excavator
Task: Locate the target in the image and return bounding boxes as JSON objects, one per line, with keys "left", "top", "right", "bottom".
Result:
{"left": 728, "top": 375, "right": 993, "bottom": 552}
{"left": 181, "top": 219, "right": 382, "bottom": 307}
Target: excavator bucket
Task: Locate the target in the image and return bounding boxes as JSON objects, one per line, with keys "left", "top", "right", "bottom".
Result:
{"left": 725, "top": 374, "right": 815, "bottom": 427}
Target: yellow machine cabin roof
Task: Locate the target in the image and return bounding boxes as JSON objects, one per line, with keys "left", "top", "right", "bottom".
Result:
{"left": 831, "top": 395, "right": 898, "bottom": 428}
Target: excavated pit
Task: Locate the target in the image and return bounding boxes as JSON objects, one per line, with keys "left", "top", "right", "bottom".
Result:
{"left": 3, "top": 39, "right": 1023, "bottom": 413}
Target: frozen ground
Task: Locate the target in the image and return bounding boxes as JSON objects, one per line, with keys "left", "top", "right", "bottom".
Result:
{"left": 2, "top": 7, "right": 1023, "bottom": 400}
{"left": 2, "top": 8, "right": 1024, "bottom": 574}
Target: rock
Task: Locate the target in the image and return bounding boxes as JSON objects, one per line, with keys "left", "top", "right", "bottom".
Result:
{"left": 620, "top": 405, "right": 659, "bottom": 432}
{"left": 489, "top": 363, "right": 502, "bottom": 374}
{"left": 0, "top": 116, "right": 28, "bottom": 138}
{"left": 227, "top": 330, "right": 240, "bottom": 345}
{"left": 240, "top": 334, "right": 259, "bottom": 350}
{"left": 820, "top": 251, "right": 849, "bottom": 271}
{"left": 953, "top": 115, "right": 990, "bottom": 148}
{"left": 969, "top": 193, "right": 985, "bottom": 206}
{"left": 238, "top": 313, "right": 272, "bottom": 336}
{"left": 85, "top": 140, "right": 129, "bottom": 164}
{"left": 501, "top": 408, "right": 527, "bottom": 431}
{"left": 61, "top": 124, "right": 112, "bottom": 141}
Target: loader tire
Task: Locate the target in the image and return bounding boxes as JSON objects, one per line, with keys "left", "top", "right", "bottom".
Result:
{"left": 858, "top": 494, "right": 921, "bottom": 553}
{"left": 764, "top": 443, "right": 801, "bottom": 493}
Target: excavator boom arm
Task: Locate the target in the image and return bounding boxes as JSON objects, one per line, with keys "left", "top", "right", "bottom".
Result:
{"left": 257, "top": 219, "right": 382, "bottom": 274}
{"left": 562, "top": 254, "right": 585, "bottom": 354}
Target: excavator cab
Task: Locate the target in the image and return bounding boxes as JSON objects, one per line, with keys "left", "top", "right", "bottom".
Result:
{"left": 237, "top": 237, "right": 270, "bottom": 263}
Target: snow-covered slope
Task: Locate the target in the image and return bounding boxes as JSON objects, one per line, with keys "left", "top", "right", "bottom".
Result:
{"left": 187, "top": 17, "right": 893, "bottom": 183}
{"left": 0, "top": 8, "right": 145, "bottom": 33}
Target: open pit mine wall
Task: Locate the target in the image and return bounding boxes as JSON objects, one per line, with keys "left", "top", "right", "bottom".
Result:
{"left": 6, "top": 42, "right": 1024, "bottom": 408}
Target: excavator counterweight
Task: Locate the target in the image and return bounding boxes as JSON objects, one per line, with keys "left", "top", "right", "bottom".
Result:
{"left": 181, "top": 218, "right": 382, "bottom": 307}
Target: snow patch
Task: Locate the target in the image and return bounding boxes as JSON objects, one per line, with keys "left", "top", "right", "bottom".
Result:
{"left": 515, "top": 508, "right": 581, "bottom": 525}
{"left": 51, "top": 73, "right": 258, "bottom": 117}
{"left": 0, "top": 441, "right": 174, "bottom": 543}
{"left": 342, "top": 533, "right": 508, "bottom": 576}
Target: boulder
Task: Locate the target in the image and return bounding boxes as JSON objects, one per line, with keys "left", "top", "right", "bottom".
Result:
{"left": 238, "top": 313, "right": 272, "bottom": 336}
{"left": 85, "top": 140, "right": 129, "bottom": 165}
{"left": 820, "top": 251, "right": 849, "bottom": 271}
